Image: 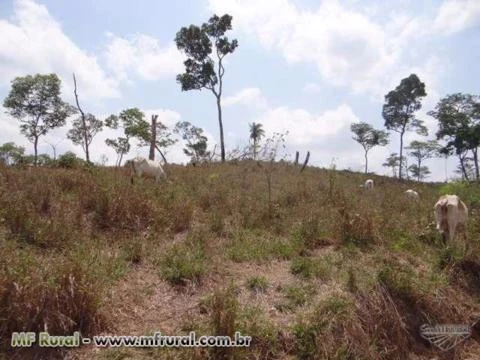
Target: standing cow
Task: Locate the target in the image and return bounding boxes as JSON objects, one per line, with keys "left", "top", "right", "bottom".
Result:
{"left": 364, "top": 179, "right": 374, "bottom": 190}
{"left": 434, "top": 194, "right": 468, "bottom": 243}
{"left": 405, "top": 189, "right": 420, "bottom": 201}
{"left": 126, "top": 157, "right": 166, "bottom": 184}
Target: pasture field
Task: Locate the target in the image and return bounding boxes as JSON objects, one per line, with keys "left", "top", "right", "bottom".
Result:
{"left": 0, "top": 161, "right": 479, "bottom": 359}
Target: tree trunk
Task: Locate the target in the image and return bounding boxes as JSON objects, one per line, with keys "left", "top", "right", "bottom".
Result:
{"left": 300, "top": 151, "right": 310, "bottom": 173}
{"left": 149, "top": 115, "right": 158, "bottom": 161}
{"left": 154, "top": 144, "right": 168, "bottom": 164}
{"left": 399, "top": 132, "right": 404, "bottom": 180}
{"left": 33, "top": 136, "right": 38, "bottom": 166}
{"left": 253, "top": 138, "right": 257, "bottom": 160}
{"left": 73, "top": 73, "right": 89, "bottom": 163}
{"left": 294, "top": 151, "right": 299, "bottom": 166}
{"left": 418, "top": 158, "right": 421, "bottom": 182}
{"left": 118, "top": 152, "right": 124, "bottom": 168}
{"left": 85, "top": 143, "right": 90, "bottom": 163}
{"left": 364, "top": 150, "right": 368, "bottom": 174}
{"left": 459, "top": 154, "right": 469, "bottom": 182}
{"left": 473, "top": 148, "right": 479, "bottom": 180}
{"left": 216, "top": 96, "right": 225, "bottom": 162}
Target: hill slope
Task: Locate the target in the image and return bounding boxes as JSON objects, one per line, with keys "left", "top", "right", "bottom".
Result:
{"left": 0, "top": 162, "right": 479, "bottom": 359}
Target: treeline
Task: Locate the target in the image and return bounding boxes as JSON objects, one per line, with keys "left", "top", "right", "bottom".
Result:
{"left": 350, "top": 74, "right": 479, "bottom": 182}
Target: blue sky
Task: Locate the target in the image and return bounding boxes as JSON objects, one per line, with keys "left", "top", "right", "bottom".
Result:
{"left": 0, "top": 0, "right": 479, "bottom": 180}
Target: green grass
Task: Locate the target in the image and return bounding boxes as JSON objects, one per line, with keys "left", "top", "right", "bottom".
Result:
{"left": 0, "top": 161, "right": 479, "bottom": 359}
{"left": 246, "top": 276, "right": 269, "bottom": 293}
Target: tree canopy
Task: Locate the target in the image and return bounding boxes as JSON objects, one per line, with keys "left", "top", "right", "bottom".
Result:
{"left": 382, "top": 74, "right": 427, "bottom": 179}
{"left": 406, "top": 140, "right": 439, "bottom": 181}
{"left": 105, "top": 108, "right": 149, "bottom": 166}
{"left": 175, "top": 14, "right": 238, "bottom": 162}
{"left": 351, "top": 122, "right": 389, "bottom": 173}
{"left": 428, "top": 93, "right": 480, "bottom": 180}
{"left": 174, "top": 121, "right": 210, "bottom": 163}
{"left": 3, "top": 73, "right": 75, "bottom": 165}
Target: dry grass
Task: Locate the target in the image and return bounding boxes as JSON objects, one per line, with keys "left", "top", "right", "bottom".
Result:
{"left": 0, "top": 162, "right": 479, "bottom": 359}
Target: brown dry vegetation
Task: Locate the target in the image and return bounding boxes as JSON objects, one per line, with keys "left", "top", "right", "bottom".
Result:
{"left": 0, "top": 161, "right": 479, "bottom": 360}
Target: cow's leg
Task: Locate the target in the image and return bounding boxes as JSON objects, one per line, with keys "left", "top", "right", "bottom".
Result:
{"left": 447, "top": 216, "right": 457, "bottom": 244}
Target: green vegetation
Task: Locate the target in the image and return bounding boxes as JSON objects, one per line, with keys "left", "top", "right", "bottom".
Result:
{"left": 0, "top": 161, "right": 479, "bottom": 359}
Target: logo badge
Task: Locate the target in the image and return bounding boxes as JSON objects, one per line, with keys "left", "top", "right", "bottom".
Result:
{"left": 419, "top": 324, "right": 471, "bottom": 351}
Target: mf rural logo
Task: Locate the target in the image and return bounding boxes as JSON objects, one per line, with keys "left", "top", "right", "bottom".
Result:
{"left": 419, "top": 322, "right": 476, "bottom": 351}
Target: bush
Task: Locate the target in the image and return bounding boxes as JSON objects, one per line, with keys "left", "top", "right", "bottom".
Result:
{"left": 159, "top": 242, "right": 206, "bottom": 285}
{"left": 57, "top": 151, "right": 84, "bottom": 169}
{"left": 438, "top": 181, "right": 480, "bottom": 207}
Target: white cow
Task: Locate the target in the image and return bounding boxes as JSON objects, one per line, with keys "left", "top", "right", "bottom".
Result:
{"left": 434, "top": 194, "right": 468, "bottom": 243}
{"left": 126, "top": 157, "right": 166, "bottom": 184}
{"left": 364, "top": 179, "right": 374, "bottom": 190}
{"left": 405, "top": 189, "right": 420, "bottom": 201}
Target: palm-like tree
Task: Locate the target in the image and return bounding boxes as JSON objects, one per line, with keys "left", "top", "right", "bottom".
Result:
{"left": 249, "top": 123, "right": 265, "bottom": 160}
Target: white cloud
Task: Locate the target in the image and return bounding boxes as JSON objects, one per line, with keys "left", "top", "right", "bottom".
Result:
{"left": 257, "top": 103, "right": 359, "bottom": 146}
{"left": 223, "top": 87, "right": 268, "bottom": 108}
{"left": 208, "top": 0, "right": 433, "bottom": 96}
{"left": 433, "top": 0, "right": 480, "bottom": 35}
{"left": 104, "top": 33, "right": 184, "bottom": 82}
{"left": 0, "top": 0, "right": 120, "bottom": 100}
{"left": 303, "top": 83, "right": 322, "bottom": 94}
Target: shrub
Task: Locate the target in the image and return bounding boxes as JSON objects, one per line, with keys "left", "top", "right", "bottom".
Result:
{"left": 57, "top": 151, "right": 84, "bottom": 169}
{"left": 159, "top": 242, "right": 205, "bottom": 285}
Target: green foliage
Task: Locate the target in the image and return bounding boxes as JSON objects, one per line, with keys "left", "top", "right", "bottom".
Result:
{"left": 428, "top": 93, "right": 480, "bottom": 181}
{"left": 174, "top": 121, "right": 210, "bottom": 163}
{"left": 377, "top": 263, "right": 417, "bottom": 301}
{"left": 159, "top": 242, "right": 206, "bottom": 285}
{"left": 249, "top": 122, "right": 265, "bottom": 160}
{"left": 438, "top": 181, "right": 480, "bottom": 206}
{"left": 57, "top": 151, "right": 84, "bottom": 169}
{"left": 280, "top": 284, "right": 317, "bottom": 311}
{"left": 382, "top": 73, "right": 427, "bottom": 179}
{"left": 175, "top": 13, "right": 238, "bottom": 162}
{"left": 105, "top": 108, "right": 149, "bottom": 166}
{"left": 3, "top": 73, "right": 76, "bottom": 165}
{"left": 351, "top": 122, "right": 389, "bottom": 173}
{"left": 67, "top": 114, "right": 103, "bottom": 161}
{"left": 0, "top": 142, "right": 25, "bottom": 165}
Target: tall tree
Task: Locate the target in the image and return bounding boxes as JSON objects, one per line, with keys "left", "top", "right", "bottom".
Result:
{"left": 105, "top": 108, "right": 149, "bottom": 166}
{"left": 0, "top": 142, "right": 25, "bottom": 165}
{"left": 428, "top": 93, "right": 480, "bottom": 181}
{"left": 408, "top": 164, "right": 431, "bottom": 181}
{"left": 70, "top": 73, "right": 103, "bottom": 162}
{"left": 174, "top": 121, "right": 210, "bottom": 163}
{"left": 175, "top": 14, "right": 238, "bottom": 162}
{"left": 249, "top": 123, "right": 265, "bottom": 160}
{"left": 405, "top": 140, "right": 439, "bottom": 181}
{"left": 67, "top": 114, "right": 103, "bottom": 162}
{"left": 350, "top": 122, "right": 389, "bottom": 173}
{"left": 382, "top": 74, "right": 427, "bottom": 180}
{"left": 3, "top": 74, "right": 75, "bottom": 165}
{"left": 137, "top": 119, "right": 177, "bottom": 164}
{"left": 382, "top": 153, "right": 401, "bottom": 177}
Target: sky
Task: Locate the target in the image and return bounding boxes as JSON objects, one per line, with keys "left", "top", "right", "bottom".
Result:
{"left": 0, "top": 0, "right": 479, "bottom": 181}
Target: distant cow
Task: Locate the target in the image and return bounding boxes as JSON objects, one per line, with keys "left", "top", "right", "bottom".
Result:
{"left": 364, "top": 179, "right": 374, "bottom": 190}
{"left": 405, "top": 189, "right": 419, "bottom": 200}
{"left": 126, "top": 157, "right": 166, "bottom": 184}
{"left": 434, "top": 194, "right": 468, "bottom": 243}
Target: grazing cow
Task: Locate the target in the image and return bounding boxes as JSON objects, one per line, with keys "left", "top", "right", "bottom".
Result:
{"left": 434, "top": 195, "right": 468, "bottom": 243}
{"left": 126, "top": 157, "right": 166, "bottom": 184}
{"left": 405, "top": 189, "right": 420, "bottom": 201}
{"left": 364, "top": 179, "right": 374, "bottom": 190}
